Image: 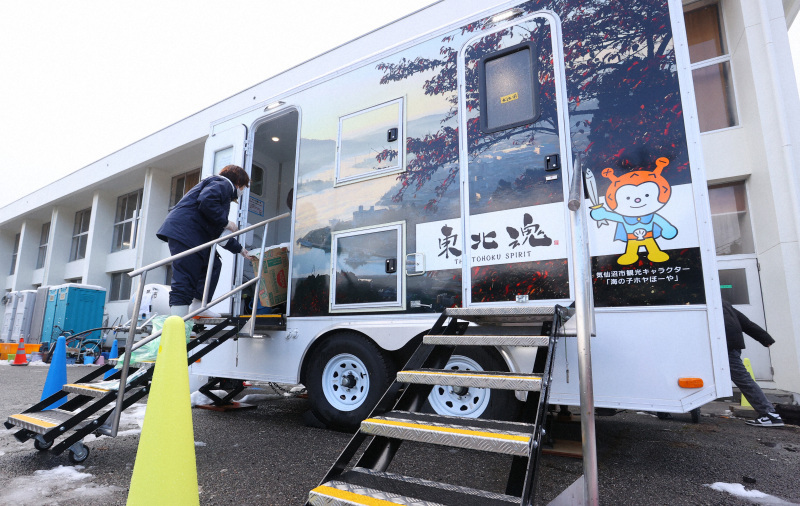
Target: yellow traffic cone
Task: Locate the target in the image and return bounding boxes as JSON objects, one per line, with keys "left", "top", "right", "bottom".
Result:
{"left": 740, "top": 358, "right": 755, "bottom": 409}
{"left": 127, "top": 316, "right": 198, "bottom": 505}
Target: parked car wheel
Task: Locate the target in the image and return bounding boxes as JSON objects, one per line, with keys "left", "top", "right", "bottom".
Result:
{"left": 424, "top": 346, "right": 519, "bottom": 420}
{"left": 306, "top": 333, "right": 396, "bottom": 431}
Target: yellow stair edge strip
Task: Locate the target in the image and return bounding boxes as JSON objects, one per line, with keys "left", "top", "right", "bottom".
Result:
{"left": 310, "top": 485, "right": 399, "bottom": 506}
{"left": 65, "top": 383, "right": 110, "bottom": 392}
{"left": 402, "top": 370, "right": 540, "bottom": 381}
{"left": 10, "top": 414, "right": 58, "bottom": 428}
{"left": 363, "top": 418, "right": 529, "bottom": 443}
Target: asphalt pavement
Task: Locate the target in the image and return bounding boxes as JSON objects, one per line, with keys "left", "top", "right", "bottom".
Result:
{"left": 0, "top": 364, "right": 798, "bottom": 505}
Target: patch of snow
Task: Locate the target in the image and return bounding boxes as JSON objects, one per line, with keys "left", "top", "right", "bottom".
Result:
{"left": 237, "top": 393, "right": 282, "bottom": 404}
{"left": 706, "top": 483, "right": 795, "bottom": 505}
{"left": 195, "top": 441, "right": 207, "bottom": 447}
{"left": 0, "top": 465, "right": 123, "bottom": 504}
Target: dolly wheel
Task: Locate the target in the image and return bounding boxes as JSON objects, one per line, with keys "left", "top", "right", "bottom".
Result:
{"left": 68, "top": 444, "right": 90, "bottom": 464}
{"left": 34, "top": 437, "right": 53, "bottom": 451}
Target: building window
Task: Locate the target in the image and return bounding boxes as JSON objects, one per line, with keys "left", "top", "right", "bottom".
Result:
{"left": 9, "top": 233, "right": 20, "bottom": 275}
{"left": 109, "top": 271, "right": 133, "bottom": 302}
{"left": 709, "top": 181, "right": 755, "bottom": 255}
{"left": 169, "top": 169, "right": 201, "bottom": 208}
{"left": 70, "top": 208, "right": 91, "bottom": 261}
{"left": 112, "top": 189, "right": 143, "bottom": 252}
{"left": 685, "top": 3, "right": 738, "bottom": 132}
{"left": 65, "top": 277, "right": 82, "bottom": 284}
{"left": 36, "top": 222, "right": 50, "bottom": 269}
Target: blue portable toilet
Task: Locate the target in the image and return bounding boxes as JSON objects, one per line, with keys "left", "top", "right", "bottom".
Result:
{"left": 41, "top": 284, "right": 106, "bottom": 346}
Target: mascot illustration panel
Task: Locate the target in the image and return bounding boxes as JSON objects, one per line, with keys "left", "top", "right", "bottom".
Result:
{"left": 589, "top": 157, "right": 678, "bottom": 265}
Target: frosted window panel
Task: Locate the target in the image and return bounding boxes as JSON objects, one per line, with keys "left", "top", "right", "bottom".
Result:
{"left": 338, "top": 101, "right": 401, "bottom": 181}
{"left": 213, "top": 147, "right": 234, "bottom": 174}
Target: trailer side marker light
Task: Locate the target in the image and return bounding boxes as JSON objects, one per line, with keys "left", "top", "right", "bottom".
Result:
{"left": 492, "top": 8, "right": 524, "bottom": 23}
{"left": 264, "top": 101, "right": 285, "bottom": 111}
{"left": 678, "top": 378, "right": 703, "bottom": 388}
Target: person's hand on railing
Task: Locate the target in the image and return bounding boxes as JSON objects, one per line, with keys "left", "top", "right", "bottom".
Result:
{"left": 225, "top": 220, "right": 239, "bottom": 233}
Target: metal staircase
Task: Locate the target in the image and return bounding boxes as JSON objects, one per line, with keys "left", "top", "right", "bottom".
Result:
{"left": 308, "top": 305, "right": 569, "bottom": 506}
{"left": 4, "top": 317, "right": 241, "bottom": 463}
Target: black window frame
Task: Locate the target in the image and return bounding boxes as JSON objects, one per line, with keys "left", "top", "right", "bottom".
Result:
{"left": 478, "top": 41, "right": 540, "bottom": 134}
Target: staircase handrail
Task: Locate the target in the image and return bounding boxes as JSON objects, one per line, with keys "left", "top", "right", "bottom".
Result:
{"left": 109, "top": 211, "right": 290, "bottom": 436}
{"left": 567, "top": 154, "right": 599, "bottom": 505}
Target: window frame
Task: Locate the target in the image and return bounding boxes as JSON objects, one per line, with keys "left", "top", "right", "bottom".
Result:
{"left": 111, "top": 189, "right": 143, "bottom": 253}
{"left": 478, "top": 41, "right": 541, "bottom": 134}
{"left": 70, "top": 208, "right": 92, "bottom": 262}
{"left": 108, "top": 271, "right": 133, "bottom": 302}
{"left": 684, "top": 1, "right": 740, "bottom": 133}
{"left": 36, "top": 222, "right": 50, "bottom": 269}
{"left": 169, "top": 168, "right": 201, "bottom": 209}
{"left": 9, "top": 233, "right": 20, "bottom": 275}
{"left": 334, "top": 98, "right": 406, "bottom": 186}
{"left": 330, "top": 222, "right": 406, "bottom": 312}
{"left": 708, "top": 180, "right": 757, "bottom": 258}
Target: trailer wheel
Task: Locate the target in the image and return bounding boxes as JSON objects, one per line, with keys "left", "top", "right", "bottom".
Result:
{"left": 306, "top": 333, "right": 396, "bottom": 431}
{"left": 424, "top": 347, "right": 519, "bottom": 420}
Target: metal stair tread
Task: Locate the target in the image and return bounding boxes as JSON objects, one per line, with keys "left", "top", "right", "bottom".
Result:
{"left": 444, "top": 306, "right": 556, "bottom": 324}
{"left": 108, "top": 359, "right": 155, "bottom": 368}
{"left": 397, "top": 369, "right": 542, "bottom": 391}
{"left": 7, "top": 408, "right": 99, "bottom": 434}
{"left": 310, "top": 467, "right": 518, "bottom": 506}
{"left": 361, "top": 411, "right": 533, "bottom": 456}
{"left": 62, "top": 383, "right": 116, "bottom": 397}
{"left": 423, "top": 334, "right": 550, "bottom": 347}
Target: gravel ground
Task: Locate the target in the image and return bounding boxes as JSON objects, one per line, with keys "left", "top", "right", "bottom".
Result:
{"left": 0, "top": 364, "right": 798, "bottom": 505}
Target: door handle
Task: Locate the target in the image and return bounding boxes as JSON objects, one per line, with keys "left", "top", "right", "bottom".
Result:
{"left": 385, "top": 258, "right": 397, "bottom": 274}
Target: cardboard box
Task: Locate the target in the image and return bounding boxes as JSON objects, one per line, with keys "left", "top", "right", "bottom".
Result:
{"left": 251, "top": 247, "right": 290, "bottom": 308}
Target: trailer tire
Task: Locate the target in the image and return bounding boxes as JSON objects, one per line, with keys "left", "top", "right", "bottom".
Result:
{"left": 424, "top": 346, "right": 519, "bottom": 421}
{"left": 306, "top": 333, "right": 396, "bottom": 431}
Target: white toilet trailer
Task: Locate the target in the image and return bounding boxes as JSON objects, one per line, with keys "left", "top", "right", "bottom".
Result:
{"left": 180, "top": 0, "right": 729, "bottom": 429}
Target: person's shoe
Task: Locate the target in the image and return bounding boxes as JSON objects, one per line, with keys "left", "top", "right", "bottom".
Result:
{"left": 188, "top": 299, "right": 220, "bottom": 318}
{"left": 745, "top": 412, "right": 784, "bottom": 427}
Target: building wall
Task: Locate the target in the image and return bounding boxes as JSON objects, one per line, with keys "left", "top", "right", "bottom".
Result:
{"left": 701, "top": 0, "right": 800, "bottom": 392}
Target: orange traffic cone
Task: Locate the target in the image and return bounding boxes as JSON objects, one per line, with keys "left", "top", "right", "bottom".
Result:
{"left": 11, "top": 338, "right": 28, "bottom": 366}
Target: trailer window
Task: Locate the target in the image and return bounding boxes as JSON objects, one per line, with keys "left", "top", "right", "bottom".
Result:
{"left": 479, "top": 42, "right": 540, "bottom": 133}
{"left": 331, "top": 223, "right": 404, "bottom": 311}
{"left": 336, "top": 99, "right": 404, "bottom": 184}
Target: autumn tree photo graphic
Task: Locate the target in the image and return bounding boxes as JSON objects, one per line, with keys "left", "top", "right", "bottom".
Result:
{"left": 374, "top": 0, "right": 689, "bottom": 213}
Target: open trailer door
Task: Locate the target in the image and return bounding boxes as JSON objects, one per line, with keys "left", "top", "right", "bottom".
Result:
{"left": 200, "top": 123, "right": 248, "bottom": 315}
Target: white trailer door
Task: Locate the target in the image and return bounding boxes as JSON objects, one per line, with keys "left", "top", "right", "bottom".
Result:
{"left": 458, "top": 13, "right": 572, "bottom": 307}
{"left": 201, "top": 124, "right": 248, "bottom": 314}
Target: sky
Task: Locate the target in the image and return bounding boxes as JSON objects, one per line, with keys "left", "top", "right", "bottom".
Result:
{"left": 3, "top": 1, "right": 800, "bottom": 210}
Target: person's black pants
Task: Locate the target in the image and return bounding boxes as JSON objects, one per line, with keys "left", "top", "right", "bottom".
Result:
{"left": 168, "top": 238, "right": 221, "bottom": 307}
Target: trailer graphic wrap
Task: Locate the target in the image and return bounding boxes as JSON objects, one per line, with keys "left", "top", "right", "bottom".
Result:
{"left": 290, "top": 0, "right": 706, "bottom": 315}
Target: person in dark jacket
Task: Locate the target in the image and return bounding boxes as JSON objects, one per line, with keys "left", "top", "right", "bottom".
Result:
{"left": 722, "top": 299, "right": 784, "bottom": 427}
{"left": 157, "top": 165, "right": 252, "bottom": 317}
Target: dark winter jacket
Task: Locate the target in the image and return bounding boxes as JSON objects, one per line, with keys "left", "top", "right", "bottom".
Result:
{"left": 722, "top": 300, "right": 774, "bottom": 350}
{"left": 156, "top": 175, "right": 242, "bottom": 254}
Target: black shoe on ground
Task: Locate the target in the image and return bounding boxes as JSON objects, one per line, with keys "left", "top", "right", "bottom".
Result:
{"left": 745, "top": 412, "right": 784, "bottom": 427}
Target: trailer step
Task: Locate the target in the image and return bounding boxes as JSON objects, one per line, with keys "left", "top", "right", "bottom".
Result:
{"left": 423, "top": 334, "right": 549, "bottom": 347}
{"left": 7, "top": 409, "right": 99, "bottom": 434}
{"left": 360, "top": 411, "right": 533, "bottom": 456}
{"left": 62, "top": 383, "right": 115, "bottom": 398}
{"left": 444, "top": 306, "right": 555, "bottom": 325}
{"left": 397, "top": 369, "right": 542, "bottom": 391}
{"left": 310, "top": 467, "right": 518, "bottom": 506}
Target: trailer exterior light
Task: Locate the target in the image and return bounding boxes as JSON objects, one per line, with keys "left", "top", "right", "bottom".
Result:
{"left": 678, "top": 378, "right": 704, "bottom": 388}
{"left": 264, "top": 101, "right": 285, "bottom": 111}
{"left": 271, "top": 137, "right": 280, "bottom": 142}
{"left": 491, "top": 8, "right": 523, "bottom": 23}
